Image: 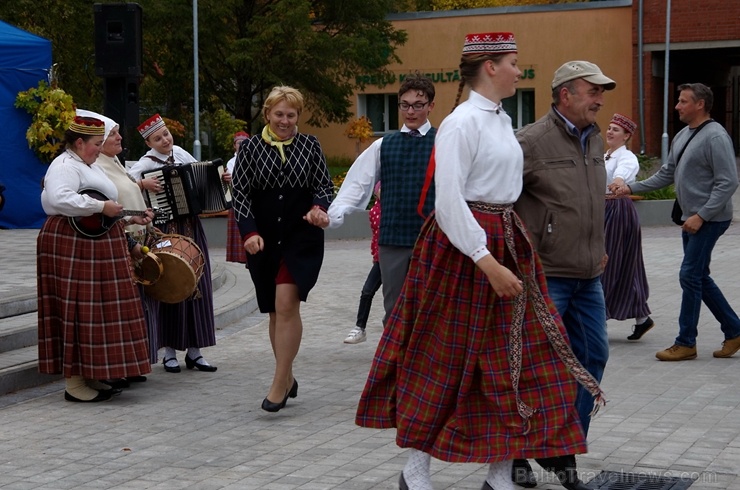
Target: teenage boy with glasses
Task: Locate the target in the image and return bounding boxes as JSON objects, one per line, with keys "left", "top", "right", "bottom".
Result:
{"left": 327, "top": 75, "right": 437, "bottom": 344}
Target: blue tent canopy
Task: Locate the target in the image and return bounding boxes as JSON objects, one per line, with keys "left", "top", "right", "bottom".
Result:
{"left": 0, "top": 20, "right": 52, "bottom": 229}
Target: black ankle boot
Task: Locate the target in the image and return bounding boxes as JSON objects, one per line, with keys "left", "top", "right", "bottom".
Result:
{"left": 535, "top": 455, "right": 589, "bottom": 490}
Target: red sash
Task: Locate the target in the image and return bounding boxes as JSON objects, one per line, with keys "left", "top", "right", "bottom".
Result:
{"left": 416, "top": 146, "right": 436, "bottom": 218}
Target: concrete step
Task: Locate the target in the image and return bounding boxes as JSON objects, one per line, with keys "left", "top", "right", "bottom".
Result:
{"left": 0, "top": 346, "right": 61, "bottom": 398}
{"left": 0, "top": 260, "right": 228, "bottom": 354}
{"left": 0, "top": 257, "right": 257, "bottom": 396}
{"left": 0, "top": 286, "right": 36, "bottom": 320}
{"left": 0, "top": 312, "right": 38, "bottom": 354}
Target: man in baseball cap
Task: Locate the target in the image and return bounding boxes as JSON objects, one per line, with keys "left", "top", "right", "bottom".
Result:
{"left": 552, "top": 60, "right": 617, "bottom": 90}
{"left": 512, "top": 60, "right": 616, "bottom": 490}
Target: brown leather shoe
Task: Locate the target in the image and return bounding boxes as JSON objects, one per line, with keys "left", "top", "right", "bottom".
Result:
{"left": 656, "top": 344, "right": 697, "bottom": 361}
{"left": 713, "top": 336, "right": 740, "bottom": 358}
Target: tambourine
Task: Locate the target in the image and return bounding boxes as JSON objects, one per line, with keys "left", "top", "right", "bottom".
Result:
{"left": 133, "top": 252, "right": 164, "bottom": 286}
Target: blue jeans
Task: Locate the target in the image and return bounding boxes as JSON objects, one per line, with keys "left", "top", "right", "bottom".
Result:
{"left": 546, "top": 276, "right": 609, "bottom": 436}
{"left": 355, "top": 261, "right": 382, "bottom": 329}
{"left": 676, "top": 220, "right": 740, "bottom": 347}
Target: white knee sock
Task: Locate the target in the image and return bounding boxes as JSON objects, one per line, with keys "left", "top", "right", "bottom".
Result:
{"left": 486, "top": 460, "right": 514, "bottom": 490}
{"left": 187, "top": 347, "right": 210, "bottom": 365}
{"left": 163, "top": 347, "right": 178, "bottom": 367}
{"left": 403, "top": 448, "right": 433, "bottom": 490}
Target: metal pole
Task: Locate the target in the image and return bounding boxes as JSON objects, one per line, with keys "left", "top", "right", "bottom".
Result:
{"left": 192, "top": 0, "right": 201, "bottom": 160}
{"left": 660, "top": 0, "right": 671, "bottom": 164}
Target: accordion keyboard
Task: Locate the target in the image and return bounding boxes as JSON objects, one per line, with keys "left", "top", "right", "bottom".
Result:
{"left": 141, "top": 160, "right": 230, "bottom": 226}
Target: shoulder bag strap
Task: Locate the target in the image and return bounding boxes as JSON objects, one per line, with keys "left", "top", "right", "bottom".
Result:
{"left": 674, "top": 119, "right": 714, "bottom": 168}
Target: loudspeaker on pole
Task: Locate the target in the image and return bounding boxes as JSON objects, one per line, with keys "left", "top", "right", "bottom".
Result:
{"left": 94, "top": 3, "right": 143, "bottom": 78}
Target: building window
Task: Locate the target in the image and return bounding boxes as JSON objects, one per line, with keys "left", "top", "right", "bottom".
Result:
{"left": 358, "top": 93, "right": 399, "bottom": 134}
{"left": 502, "top": 89, "right": 535, "bottom": 130}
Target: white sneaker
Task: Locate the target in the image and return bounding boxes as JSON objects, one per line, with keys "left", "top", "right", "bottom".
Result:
{"left": 344, "top": 326, "right": 367, "bottom": 344}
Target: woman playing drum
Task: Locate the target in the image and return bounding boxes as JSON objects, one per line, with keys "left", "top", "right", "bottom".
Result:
{"left": 128, "top": 114, "right": 218, "bottom": 373}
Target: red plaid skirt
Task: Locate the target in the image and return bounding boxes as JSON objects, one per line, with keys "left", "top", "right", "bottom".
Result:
{"left": 356, "top": 207, "right": 588, "bottom": 463}
{"left": 37, "top": 216, "right": 151, "bottom": 379}
{"left": 226, "top": 208, "right": 247, "bottom": 264}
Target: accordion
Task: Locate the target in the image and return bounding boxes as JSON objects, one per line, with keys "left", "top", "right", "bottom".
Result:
{"left": 142, "top": 159, "right": 232, "bottom": 226}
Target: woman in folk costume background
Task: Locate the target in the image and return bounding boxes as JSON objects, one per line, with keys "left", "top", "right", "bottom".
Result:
{"left": 603, "top": 113, "right": 653, "bottom": 341}
{"left": 224, "top": 131, "right": 249, "bottom": 264}
{"left": 232, "top": 86, "right": 333, "bottom": 412}
{"left": 37, "top": 116, "right": 153, "bottom": 402}
{"left": 128, "top": 114, "right": 218, "bottom": 374}
{"left": 77, "top": 109, "right": 159, "bottom": 382}
{"left": 355, "top": 33, "right": 604, "bottom": 490}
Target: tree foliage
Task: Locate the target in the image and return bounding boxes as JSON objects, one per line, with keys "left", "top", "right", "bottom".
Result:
{"left": 192, "top": 0, "right": 407, "bottom": 129}
{"left": 0, "top": 0, "right": 406, "bottom": 140}
{"left": 0, "top": 2, "right": 102, "bottom": 111}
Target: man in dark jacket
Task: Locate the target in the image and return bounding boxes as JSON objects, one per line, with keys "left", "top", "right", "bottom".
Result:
{"left": 513, "top": 60, "right": 616, "bottom": 490}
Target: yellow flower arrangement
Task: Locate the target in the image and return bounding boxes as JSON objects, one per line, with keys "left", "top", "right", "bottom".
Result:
{"left": 15, "top": 81, "right": 76, "bottom": 164}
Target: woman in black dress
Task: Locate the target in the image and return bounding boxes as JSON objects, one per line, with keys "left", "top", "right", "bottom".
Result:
{"left": 232, "top": 86, "right": 333, "bottom": 412}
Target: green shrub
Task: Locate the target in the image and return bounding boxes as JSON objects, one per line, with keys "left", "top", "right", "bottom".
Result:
{"left": 326, "top": 155, "right": 353, "bottom": 175}
{"left": 325, "top": 155, "right": 378, "bottom": 208}
{"left": 326, "top": 155, "right": 353, "bottom": 194}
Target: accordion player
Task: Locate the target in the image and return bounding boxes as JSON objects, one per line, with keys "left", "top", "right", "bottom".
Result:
{"left": 141, "top": 159, "right": 232, "bottom": 226}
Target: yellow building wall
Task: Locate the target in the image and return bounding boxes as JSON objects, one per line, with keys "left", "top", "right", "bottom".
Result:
{"left": 303, "top": 4, "right": 634, "bottom": 159}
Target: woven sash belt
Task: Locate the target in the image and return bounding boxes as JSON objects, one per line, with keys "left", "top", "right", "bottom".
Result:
{"left": 467, "top": 201, "right": 606, "bottom": 433}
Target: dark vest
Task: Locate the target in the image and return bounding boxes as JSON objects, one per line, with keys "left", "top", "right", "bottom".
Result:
{"left": 378, "top": 128, "right": 436, "bottom": 247}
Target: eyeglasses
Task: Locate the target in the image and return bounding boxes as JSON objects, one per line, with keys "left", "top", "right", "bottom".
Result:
{"left": 398, "top": 101, "right": 430, "bottom": 112}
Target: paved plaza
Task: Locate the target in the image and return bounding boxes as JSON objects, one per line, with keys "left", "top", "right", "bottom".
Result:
{"left": 1, "top": 224, "right": 740, "bottom": 489}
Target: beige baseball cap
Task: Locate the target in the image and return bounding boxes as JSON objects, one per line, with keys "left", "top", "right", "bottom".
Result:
{"left": 551, "top": 60, "right": 616, "bottom": 90}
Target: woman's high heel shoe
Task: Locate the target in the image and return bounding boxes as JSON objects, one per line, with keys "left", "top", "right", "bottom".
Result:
{"left": 185, "top": 354, "right": 217, "bottom": 372}
{"left": 261, "top": 390, "right": 289, "bottom": 412}
{"left": 288, "top": 378, "right": 298, "bottom": 399}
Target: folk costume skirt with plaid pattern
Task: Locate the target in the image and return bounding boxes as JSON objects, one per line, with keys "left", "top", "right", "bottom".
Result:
{"left": 37, "top": 216, "right": 151, "bottom": 379}
{"left": 356, "top": 206, "right": 589, "bottom": 463}
{"left": 156, "top": 216, "right": 216, "bottom": 350}
{"left": 226, "top": 208, "right": 247, "bottom": 264}
{"left": 601, "top": 196, "right": 650, "bottom": 321}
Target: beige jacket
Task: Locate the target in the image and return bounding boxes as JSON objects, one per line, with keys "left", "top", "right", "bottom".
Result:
{"left": 514, "top": 107, "right": 607, "bottom": 279}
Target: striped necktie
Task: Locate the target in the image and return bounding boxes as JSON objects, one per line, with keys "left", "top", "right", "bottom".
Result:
{"left": 407, "top": 129, "right": 422, "bottom": 138}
